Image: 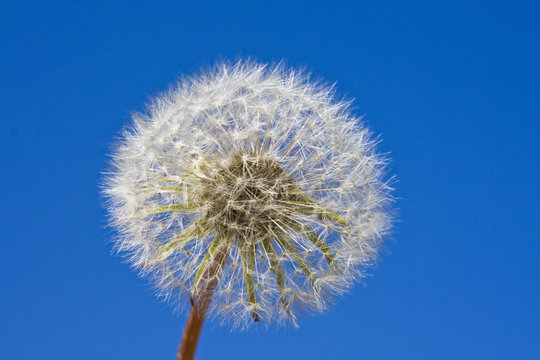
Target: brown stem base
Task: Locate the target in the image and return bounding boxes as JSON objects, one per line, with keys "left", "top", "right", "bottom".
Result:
{"left": 176, "top": 304, "right": 206, "bottom": 360}
{"left": 176, "top": 238, "right": 232, "bottom": 360}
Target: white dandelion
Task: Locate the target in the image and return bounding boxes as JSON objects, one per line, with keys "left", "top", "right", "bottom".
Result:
{"left": 103, "top": 60, "right": 393, "bottom": 359}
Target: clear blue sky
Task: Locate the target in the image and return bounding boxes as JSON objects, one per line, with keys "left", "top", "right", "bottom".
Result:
{"left": 1, "top": 1, "right": 538, "bottom": 359}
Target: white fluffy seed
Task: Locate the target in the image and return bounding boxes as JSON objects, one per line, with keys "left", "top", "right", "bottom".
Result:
{"left": 103, "top": 60, "right": 394, "bottom": 328}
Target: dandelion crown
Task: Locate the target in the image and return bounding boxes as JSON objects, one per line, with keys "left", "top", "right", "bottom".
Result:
{"left": 104, "top": 61, "right": 392, "bottom": 328}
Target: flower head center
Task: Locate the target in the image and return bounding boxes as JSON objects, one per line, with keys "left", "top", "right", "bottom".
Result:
{"left": 196, "top": 154, "right": 296, "bottom": 239}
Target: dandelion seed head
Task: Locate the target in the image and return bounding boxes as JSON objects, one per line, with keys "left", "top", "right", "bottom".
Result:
{"left": 103, "top": 60, "right": 393, "bottom": 328}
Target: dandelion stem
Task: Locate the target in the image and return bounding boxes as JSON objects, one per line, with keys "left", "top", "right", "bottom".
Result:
{"left": 177, "top": 303, "right": 206, "bottom": 360}
{"left": 177, "top": 233, "right": 232, "bottom": 360}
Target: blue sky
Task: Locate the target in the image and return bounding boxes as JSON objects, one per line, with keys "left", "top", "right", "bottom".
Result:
{"left": 1, "top": 1, "right": 539, "bottom": 359}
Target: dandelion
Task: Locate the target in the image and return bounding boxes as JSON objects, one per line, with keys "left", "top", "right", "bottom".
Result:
{"left": 103, "top": 61, "right": 393, "bottom": 359}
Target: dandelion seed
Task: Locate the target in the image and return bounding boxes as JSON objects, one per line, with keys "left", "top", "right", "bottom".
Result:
{"left": 103, "top": 60, "right": 393, "bottom": 359}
